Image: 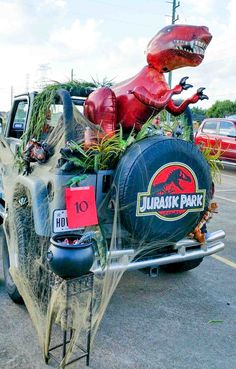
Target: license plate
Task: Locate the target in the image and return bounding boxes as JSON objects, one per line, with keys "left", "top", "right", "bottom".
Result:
{"left": 53, "top": 209, "right": 83, "bottom": 233}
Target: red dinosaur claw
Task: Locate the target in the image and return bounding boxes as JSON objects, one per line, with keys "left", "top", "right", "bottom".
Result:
{"left": 183, "top": 83, "right": 193, "bottom": 90}
{"left": 179, "top": 76, "right": 189, "bottom": 85}
{"left": 199, "top": 94, "right": 209, "bottom": 100}
{"left": 197, "top": 87, "right": 208, "bottom": 100}
{"left": 179, "top": 76, "right": 193, "bottom": 90}
{"left": 197, "top": 87, "right": 206, "bottom": 94}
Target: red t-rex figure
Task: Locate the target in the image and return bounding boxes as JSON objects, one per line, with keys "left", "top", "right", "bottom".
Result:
{"left": 84, "top": 24, "right": 212, "bottom": 134}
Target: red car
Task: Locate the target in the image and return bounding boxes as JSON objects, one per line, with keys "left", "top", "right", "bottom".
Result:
{"left": 195, "top": 118, "right": 236, "bottom": 163}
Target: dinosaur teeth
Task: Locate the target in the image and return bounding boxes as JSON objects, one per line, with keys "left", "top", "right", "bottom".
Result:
{"left": 197, "top": 41, "right": 207, "bottom": 49}
{"left": 174, "top": 40, "right": 206, "bottom": 48}
{"left": 174, "top": 39, "right": 207, "bottom": 56}
{"left": 174, "top": 40, "right": 205, "bottom": 56}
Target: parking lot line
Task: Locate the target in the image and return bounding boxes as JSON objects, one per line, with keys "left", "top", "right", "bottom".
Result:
{"left": 212, "top": 254, "right": 236, "bottom": 269}
{"left": 214, "top": 195, "right": 236, "bottom": 203}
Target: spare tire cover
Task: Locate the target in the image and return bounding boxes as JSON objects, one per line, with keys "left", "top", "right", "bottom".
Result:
{"left": 113, "top": 136, "right": 212, "bottom": 243}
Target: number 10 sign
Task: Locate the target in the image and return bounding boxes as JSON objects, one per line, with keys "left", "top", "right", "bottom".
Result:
{"left": 65, "top": 186, "right": 98, "bottom": 228}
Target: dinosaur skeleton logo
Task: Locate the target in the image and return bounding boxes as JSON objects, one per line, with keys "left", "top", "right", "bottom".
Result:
{"left": 136, "top": 162, "right": 206, "bottom": 221}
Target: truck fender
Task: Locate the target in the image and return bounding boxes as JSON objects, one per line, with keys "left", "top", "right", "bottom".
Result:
{"left": 13, "top": 175, "right": 50, "bottom": 237}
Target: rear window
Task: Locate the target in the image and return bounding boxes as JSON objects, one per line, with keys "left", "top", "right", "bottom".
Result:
{"left": 219, "top": 121, "right": 235, "bottom": 136}
{"left": 202, "top": 121, "right": 217, "bottom": 134}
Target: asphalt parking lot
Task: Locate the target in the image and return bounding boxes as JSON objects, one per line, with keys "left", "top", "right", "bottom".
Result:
{"left": 0, "top": 165, "right": 235, "bottom": 369}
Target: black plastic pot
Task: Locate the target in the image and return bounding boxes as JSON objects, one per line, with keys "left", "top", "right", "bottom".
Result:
{"left": 47, "top": 234, "right": 95, "bottom": 279}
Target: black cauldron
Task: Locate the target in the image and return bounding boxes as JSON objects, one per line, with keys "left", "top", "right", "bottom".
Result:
{"left": 47, "top": 234, "right": 95, "bottom": 279}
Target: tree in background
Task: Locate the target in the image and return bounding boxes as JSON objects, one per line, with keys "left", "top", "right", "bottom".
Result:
{"left": 206, "top": 100, "right": 236, "bottom": 118}
{"left": 191, "top": 106, "right": 207, "bottom": 122}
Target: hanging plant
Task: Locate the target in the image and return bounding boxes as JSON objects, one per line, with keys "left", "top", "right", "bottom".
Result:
{"left": 23, "top": 80, "right": 96, "bottom": 144}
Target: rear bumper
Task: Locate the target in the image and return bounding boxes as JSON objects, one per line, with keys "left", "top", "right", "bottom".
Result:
{"left": 221, "top": 160, "right": 236, "bottom": 167}
{"left": 92, "top": 230, "right": 225, "bottom": 274}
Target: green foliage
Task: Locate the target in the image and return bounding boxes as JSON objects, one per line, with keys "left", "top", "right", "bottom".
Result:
{"left": 90, "top": 225, "right": 108, "bottom": 270}
{"left": 64, "top": 126, "right": 136, "bottom": 172}
{"left": 191, "top": 106, "right": 207, "bottom": 115}
{"left": 135, "top": 118, "right": 162, "bottom": 141}
{"left": 91, "top": 77, "right": 114, "bottom": 87}
{"left": 23, "top": 80, "right": 96, "bottom": 144}
{"left": 196, "top": 140, "right": 223, "bottom": 183}
{"left": 159, "top": 110, "right": 167, "bottom": 122}
{"left": 191, "top": 106, "right": 207, "bottom": 122}
{"left": 206, "top": 100, "right": 236, "bottom": 118}
{"left": 65, "top": 115, "right": 196, "bottom": 174}
{"left": 162, "top": 115, "right": 192, "bottom": 141}
{"left": 14, "top": 145, "right": 25, "bottom": 172}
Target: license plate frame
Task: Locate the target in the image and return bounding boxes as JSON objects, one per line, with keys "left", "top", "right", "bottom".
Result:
{"left": 52, "top": 209, "right": 83, "bottom": 233}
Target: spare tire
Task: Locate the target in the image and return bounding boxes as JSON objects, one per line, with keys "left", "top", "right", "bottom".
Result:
{"left": 113, "top": 136, "right": 212, "bottom": 243}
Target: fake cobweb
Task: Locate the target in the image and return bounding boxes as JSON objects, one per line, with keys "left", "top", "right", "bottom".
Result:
{"left": 0, "top": 101, "right": 216, "bottom": 367}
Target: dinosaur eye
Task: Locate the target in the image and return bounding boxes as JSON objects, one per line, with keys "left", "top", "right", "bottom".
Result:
{"left": 166, "top": 27, "right": 172, "bottom": 33}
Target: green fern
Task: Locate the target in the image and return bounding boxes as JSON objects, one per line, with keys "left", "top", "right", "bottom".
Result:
{"left": 198, "top": 142, "right": 223, "bottom": 183}
{"left": 23, "top": 80, "right": 96, "bottom": 144}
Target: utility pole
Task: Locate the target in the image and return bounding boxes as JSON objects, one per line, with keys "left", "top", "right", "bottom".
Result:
{"left": 10, "top": 86, "right": 14, "bottom": 105}
{"left": 71, "top": 68, "right": 74, "bottom": 81}
{"left": 167, "top": 0, "right": 180, "bottom": 89}
{"left": 25, "top": 73, "right": 30, "bottom": 92}
{"left": 36, "top": 63, "right": 51, "bottom": 90}
{"left": 166, "top": 0, "right": 180, "bottom": 123}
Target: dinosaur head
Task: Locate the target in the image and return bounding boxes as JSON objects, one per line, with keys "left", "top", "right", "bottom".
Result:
{"left": 146, "top": 24, "right": 212, "bottom": 72}
{"left": 176, "top": 169, "right": 191, "bottom": 183}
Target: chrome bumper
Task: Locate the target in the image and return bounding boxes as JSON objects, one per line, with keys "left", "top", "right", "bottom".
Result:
{"left": 92, "top": 230, "right": 225, "bottom": 274}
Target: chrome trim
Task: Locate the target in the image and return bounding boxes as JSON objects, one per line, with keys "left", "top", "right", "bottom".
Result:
{"left": 221, "top": 160, "right": 236, "bottom": 167}
{"left": 92, "top": 230, "right": 225, "bottom": 274}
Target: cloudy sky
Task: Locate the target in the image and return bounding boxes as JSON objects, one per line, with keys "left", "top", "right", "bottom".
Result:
{"left": 0, "top": 0, "right": 235, "bottom": 111}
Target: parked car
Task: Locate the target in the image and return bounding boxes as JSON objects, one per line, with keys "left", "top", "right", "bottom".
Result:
{"left": 195, "top": 118, "right": 236, "bottom": 163}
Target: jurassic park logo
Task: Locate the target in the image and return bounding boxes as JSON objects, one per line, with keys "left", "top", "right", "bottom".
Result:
{"left": 136, "top": 163, "right": 206, "bottom": 221}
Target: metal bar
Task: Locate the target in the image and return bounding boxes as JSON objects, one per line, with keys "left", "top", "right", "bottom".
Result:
{"left": 47, "top": 274, "right": 94, "bottom": 368}
{"left": 48, "top": 351, "right": 88, "bottom": 366}
{"left": 49, "top": 340, "right": 70, "bottom": 352}
{"left": 74, "top": 343, "right": 87, "bottom": 352}
{"left": 174, "top": 230, "right": 225, "bottom": 249}
{"left": 66, "top": 353, "right": 88, "bottom": 366}
{"left": 48, "top": 352, "right": 60, "bottom": 364}
{"left": 221, "top": 160, "right": 236, "bottom": 167}
{"left": 109, "top": 231, "right": 225, "bottom": 258}
{"left": 62, "top": 281, "right": 69, "bottom": 360}
{"left": 94, "top": 230, "right": 225, "bottom": 265}
{"left": 205, "top": 230, "right": 225, "bottom": 242}
{"left": 93, "top": 241, "right": 225, "bottom": 274}
{"left": 62, "top": 330, "right": 67, "bottom": 359}
{"left": 86, "top": 275, "right": 94, "bottom": 366}
{"left": 109, "top": 249, "right": 135, "bottom": 258}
